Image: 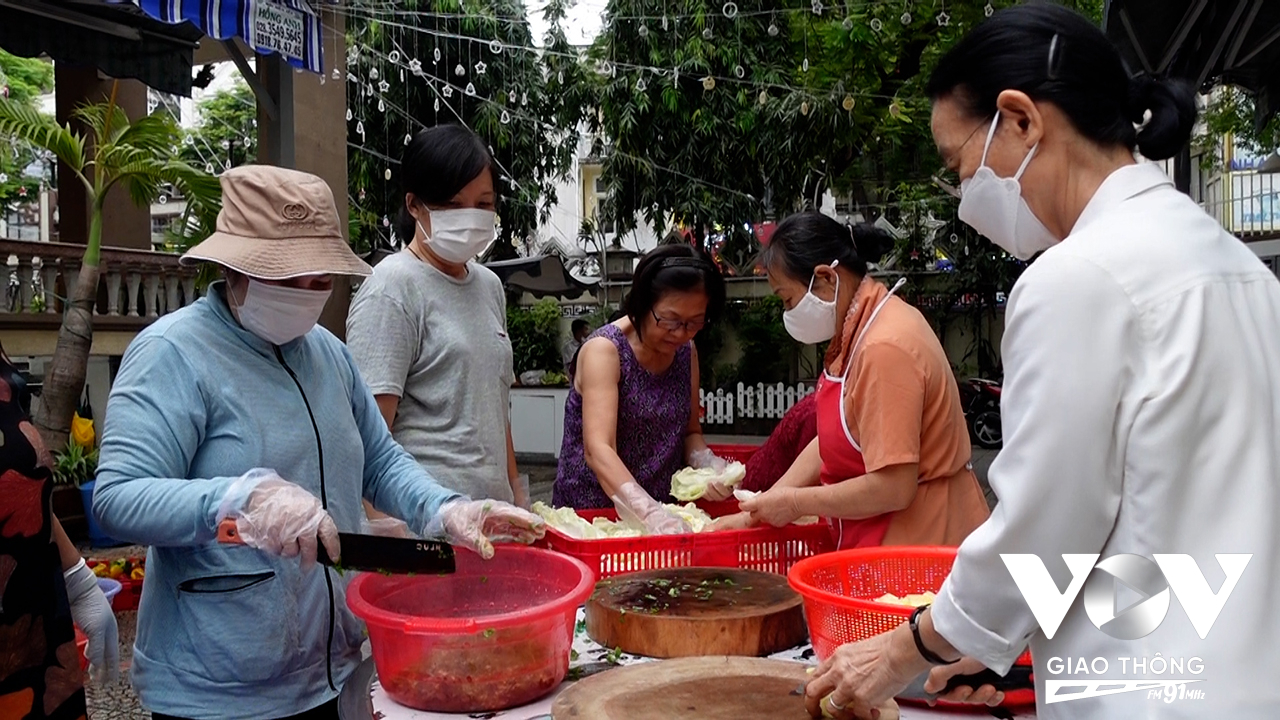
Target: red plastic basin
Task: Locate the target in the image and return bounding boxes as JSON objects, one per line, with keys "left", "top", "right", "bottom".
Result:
{"left": 347, "top": 545, "right": 594, "bottom": 713}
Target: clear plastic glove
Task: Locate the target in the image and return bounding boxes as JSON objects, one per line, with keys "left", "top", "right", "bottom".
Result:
{"left": 217, "top": 470, "right": 339, "bottom": 572}
{"left": 64, "top": 558, "right": 120, "bottom": 684}
{"left": 612, "top": 481, "right": 692, "bottom": 535}
{"left": 690, "top": 449, "right": 734, "bottom": 502}
{"left": 426, "top": 499, "right": 546, "bottom": 559}
{"left": 362, "top": 515, "right": 418, "bottom": 539}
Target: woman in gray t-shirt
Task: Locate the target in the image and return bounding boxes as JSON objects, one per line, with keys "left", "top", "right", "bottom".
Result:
{"left": 346, "top": 125, "right": 521, "bottom": 506}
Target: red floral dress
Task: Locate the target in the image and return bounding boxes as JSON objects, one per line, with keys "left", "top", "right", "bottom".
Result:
{"left": 0, "top": 352, "right": 86, "bottom": 720}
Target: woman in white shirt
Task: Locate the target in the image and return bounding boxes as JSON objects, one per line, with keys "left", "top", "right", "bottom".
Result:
{"left": 804, "top": 5, "right": 1280, "bottom": 720}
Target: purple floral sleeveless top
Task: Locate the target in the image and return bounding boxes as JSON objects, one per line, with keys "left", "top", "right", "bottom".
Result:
{"left": 553, "top": 324, "right": 692, "bottom": 509}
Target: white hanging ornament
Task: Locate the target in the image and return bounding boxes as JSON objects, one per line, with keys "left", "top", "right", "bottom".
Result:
{"left": 389, "top": 50, "right": 401, "bottom": 63}
{"left": 465, "top": 82, "right": 477, "bottom": 96}
{"left": 768, "top": 22, "right": 779, "bottom": 36}
{"left": 433, "top": 47, "right": 442, "bottom": 63}
{"left": 475, "top": 61, "right": 487, "bottom": 75}
{"left": 221, "top": 139, "right": 231, "bottom": 149}
{"left": 500, "top": 110, "right": 511, "bottom": 124}
{"left": 0, "top": 173, "right": 7, "bottom": 183}
{"left": 490, "top": 39, "right": 503, "bottom": 54}
{"left": 843, "top": 16, "right": 854, "bottom": 30}
{"left": 521, "top": 92, "right": 529, "bottom": 106}
{"left": 735, "top": 65, "right": 745, "bottom": 78}
{"left": 723, "top": 2, "right": 738, "bottom": 18}
{"left": 400, "top": 69, "right": 405, "bottom": 82}
{"left": 346, "top": 108, "right": 353, "bottom": 121}
{"left": 636, "top": 77, "right": 647, "bottom": 92}
{"left": 378, "top": 80, "right": 390, "bottom": 92}
{"left": 205, "top": 163, "right": 214, "bottom": 173}
{"left": 377, "top": 98, "right": 386, "bottom": 112}
{"left": 703, "top": 27, "right": 713, "bottom": 40}
{"left": 901, "top": 11, "right": 911, "bottom": 24}
{"left": 409, "top": 59, "right": 423, "bottom": 75}
{"left": 443, "top": 84, "right": 454, "bottom": 98}
{"left": 662, "top": 15, "right": 669, "bottom": 30}
{"left": 332, "top": 67, "right": 342, "bottom": 80}
{"left": 405, "top": 133, "right": 413, "bottom": 145}
{"left": 811, "top": 0, "right": 823, "bottom": 15}
{"left": 558, "top": 70, "right": 564, "bottom": 83}
{"left": 802, "top": 57, "right": 810, "bottom": 72}
{"left": 356, "top": 120, "right": 365, "bottom": 136}
{"left": 758, "top": 90, "right": 768, "bottom": 105}
{"left": 702, "top": 76, "right": 715, "bottom": 90}
{"left": 434, "top": 97, "right": 441, "bottom": 111}
{"left": 936, "top": 11, "right": 950, "bottom": 26}
{"left": 638, "top": 24, "right": 649, "bottom": 38}
{"left": 385, "top": 168, "right": 392, "bottom": 181}
{"left": 842, "top": 94, "right": 855, "bottom": 111}
{"left": 870, "top": 17, "right": 883, "bottom": 31}
{"left": 455, "top": 64, "right": 466, "bottom": 77}
{"left": 370, "top": 67, "right": 379, "bottom": 80}
{"left": 800, "top": 101, "right": 810, "bottom": 116}
{"left": 509, "top": 90, "right": 518, "bottom": 103}
{"left": 984, "top": 2, "right": 995, "bottom": 16}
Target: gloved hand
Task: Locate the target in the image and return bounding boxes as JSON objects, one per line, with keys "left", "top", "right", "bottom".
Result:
{"left": 689, "top": 449, "right": 734, "bottom": 502}
{"left": 362, "top": 515, "right": 418, "bottom": 539}
{"left": 612, "top": 481, "right": 692, "bottom": 535}
{"left": 64, "top": 558, "right": 120, "bottom": 684}
{"left": 426, "top": 499, "right": 546, "bottom": 559}
{"left": 217, "top": 469, "right": 339, "bottom": 572}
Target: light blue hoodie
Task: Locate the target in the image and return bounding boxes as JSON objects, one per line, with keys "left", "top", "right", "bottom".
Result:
{"left": 94, "top": 283, "right": 462, "bottom": 719}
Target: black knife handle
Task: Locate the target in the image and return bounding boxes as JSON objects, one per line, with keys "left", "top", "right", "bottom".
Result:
{"left": 941, "top": 665, "right": 1034, "bottom": 694}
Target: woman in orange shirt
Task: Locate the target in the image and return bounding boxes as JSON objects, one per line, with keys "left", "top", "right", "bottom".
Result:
{"left": 737, "top": 212, "right": 988, "bottom": 548}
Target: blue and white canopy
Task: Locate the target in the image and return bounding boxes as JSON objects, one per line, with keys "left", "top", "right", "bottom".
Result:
{"left": 132, "top": 0, "right": 324, "bottom": 73}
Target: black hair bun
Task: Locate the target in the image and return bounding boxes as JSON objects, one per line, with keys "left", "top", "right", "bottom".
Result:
{"left": 1128, "top": 75, "right": 1197, "bottom": 161}
{"left": 850, "top": 223, "right": 894, "bottom": 265}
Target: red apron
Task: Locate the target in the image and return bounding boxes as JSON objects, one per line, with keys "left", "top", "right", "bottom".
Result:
{"left": 816, "top": 280, "right": 904, "bottom": 550}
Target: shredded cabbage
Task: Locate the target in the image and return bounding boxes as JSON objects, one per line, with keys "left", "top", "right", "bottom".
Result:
{"left": 532, "top": 501, "right": 714, "bottom": 539}
{"left": 670, "top": 462, "right": 747, "bottom": 501}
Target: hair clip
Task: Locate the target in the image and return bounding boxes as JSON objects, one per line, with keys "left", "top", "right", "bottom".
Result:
{"left": 659, "top": 257, "right": 710, "bottom": 270}
{"left": 1047, "top": 33, "right": 1062, "bottom": 81}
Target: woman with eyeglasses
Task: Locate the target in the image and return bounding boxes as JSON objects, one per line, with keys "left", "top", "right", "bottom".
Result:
{"left": 722, "top": 213, "right": 988, "bottom": 551}
{"left": 552, "top": 244, "right": 730, "bottom": 534}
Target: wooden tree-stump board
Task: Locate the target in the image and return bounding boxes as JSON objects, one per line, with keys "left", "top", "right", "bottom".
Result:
{"left": 585, "top": 567, "right": 807, "bottom": 658}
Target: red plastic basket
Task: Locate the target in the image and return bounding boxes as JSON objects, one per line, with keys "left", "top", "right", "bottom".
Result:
{"left": 540, "top": 508, "right": 833, "bottom": 579}
{"left": 788, "top": 546, "right": 1033, "bottom": 706}
{"left": 706, "top": 443, "right": 759, "bottom": 464}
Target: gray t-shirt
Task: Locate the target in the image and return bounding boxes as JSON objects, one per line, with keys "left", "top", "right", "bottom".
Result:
{"left": 346, "top": 251, "right": 514, "bottom": 502}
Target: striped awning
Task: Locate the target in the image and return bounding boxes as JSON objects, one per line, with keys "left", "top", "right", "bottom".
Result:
{"left": 132, "top": 0, "right": 323, "bottom": 73}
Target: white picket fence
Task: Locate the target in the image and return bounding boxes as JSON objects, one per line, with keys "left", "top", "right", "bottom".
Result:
{"left": 700, "top": 382, "right": 816, "bottom": 425}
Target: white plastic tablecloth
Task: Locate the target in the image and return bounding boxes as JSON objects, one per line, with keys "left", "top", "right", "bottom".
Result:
{"left": 366, "top": 608, "right": 1037, "bottom": 720}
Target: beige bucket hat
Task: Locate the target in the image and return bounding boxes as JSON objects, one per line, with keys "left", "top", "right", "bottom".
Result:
{"left": 182, "top": 165, "right": 372, "bottom": 279}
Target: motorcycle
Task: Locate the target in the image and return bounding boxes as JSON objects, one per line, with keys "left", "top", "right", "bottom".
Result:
{"left": 958, "top": 378, "right": 1002, "bottom": 449}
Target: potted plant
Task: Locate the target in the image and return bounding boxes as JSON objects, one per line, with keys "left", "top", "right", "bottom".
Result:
{"left": 52, "top": 440, "right": 119, "bottom": 547}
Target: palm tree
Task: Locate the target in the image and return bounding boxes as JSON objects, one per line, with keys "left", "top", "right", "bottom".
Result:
{"left": 0, "top": 82, "right": 221, "bottom": 450}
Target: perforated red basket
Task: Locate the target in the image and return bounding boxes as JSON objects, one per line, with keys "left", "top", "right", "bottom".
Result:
{"left": 540, "top": 508, "right": 834, "bottom": 579}
{"left": 788, "top": 546, "right": 1034, "bottom": 706}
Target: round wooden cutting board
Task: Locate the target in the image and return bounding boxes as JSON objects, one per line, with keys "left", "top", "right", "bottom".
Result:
{"left": 584, "top": 567, "right": 807, "bottom": 658}
{"left": 552, "top": 657, "right": 813, "bottom": 720}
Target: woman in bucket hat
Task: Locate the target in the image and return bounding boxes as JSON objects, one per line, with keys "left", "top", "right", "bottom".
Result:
{"left": 92, "top": 165, "right": 545, "bottom": 720}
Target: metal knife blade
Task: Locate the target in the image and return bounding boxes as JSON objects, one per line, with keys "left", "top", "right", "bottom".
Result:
{"left": 217, "top": 518, "right": 456, "bottom": 574}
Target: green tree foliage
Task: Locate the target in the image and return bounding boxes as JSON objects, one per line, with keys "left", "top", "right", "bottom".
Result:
{"left": 344, "top": 0, "right": 591, "bottom": 257}
{"left": 0, "top": 51, "right": 53, "bottom": 217}
{"left": 181, "top": 80, "right": 258, "bottom": 172}
{"left": 507, "top": 297, "right": 563, "bottom": 374}
{"left": 1195, "top": 86, "right": 1280, "bottom": 171}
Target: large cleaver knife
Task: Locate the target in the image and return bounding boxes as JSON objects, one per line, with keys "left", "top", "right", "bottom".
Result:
{"left": 217, "top": 518, "right": 456, "bottom": 574}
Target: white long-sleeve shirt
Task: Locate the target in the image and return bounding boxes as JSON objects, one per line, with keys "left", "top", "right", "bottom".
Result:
{"left": 932, "top": 163, "right": 1280, "bottom": 719}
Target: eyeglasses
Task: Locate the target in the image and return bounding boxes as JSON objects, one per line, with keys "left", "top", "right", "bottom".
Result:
{"left": 932, "top": 118, "right": 992, "bottom": 200}
{"left": 651, "top": 310, "right": 706, "bottom": 333}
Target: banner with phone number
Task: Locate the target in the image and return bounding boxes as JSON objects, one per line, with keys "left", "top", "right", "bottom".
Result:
{"left": 131, "top": 0, "right": 323, "bottom": 74}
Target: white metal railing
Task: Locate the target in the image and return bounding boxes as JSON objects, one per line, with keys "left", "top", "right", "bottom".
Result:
{"left": 700, "top": 382, "right": 815, "bottom": 425}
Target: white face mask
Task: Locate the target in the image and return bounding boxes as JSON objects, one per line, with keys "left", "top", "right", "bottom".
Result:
{"left": 782, "top": 261, "right": 840, "bottom": 345}
{"left": 417, "top": 208, "right": 497, "bottom": 264}
{"left": 957, "top": 113, "right": 1059, "bottom": 261}
{"left": 235, "top": 279, "right": 331, "bottom": 346}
